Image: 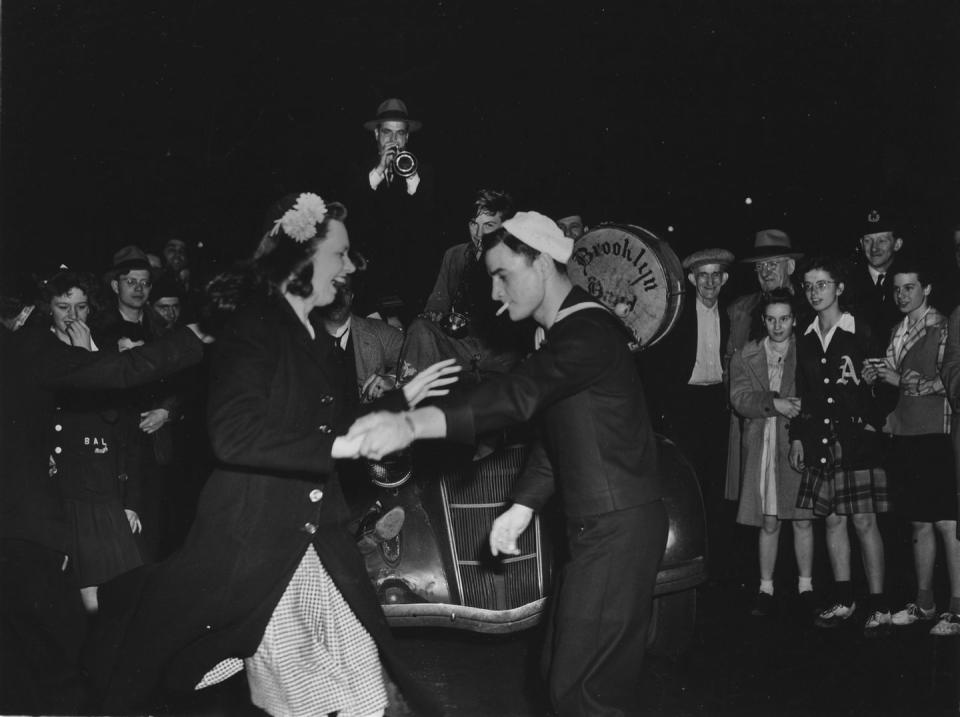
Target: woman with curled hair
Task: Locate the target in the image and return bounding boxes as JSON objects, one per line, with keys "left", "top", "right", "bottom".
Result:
{"left": 789, "top": 255, "right": 891, "bottom": 635}
{"left": 730, "top": 289, "right": 814, "bottom": 617}
{"left": 90, "top": 193, "right": 453, "bottom": 717}
{"left": 38, "top": 271, "right": 143, "bottom": 615}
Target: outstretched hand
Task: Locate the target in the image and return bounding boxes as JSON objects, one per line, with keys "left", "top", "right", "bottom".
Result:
{"left": 402, "top": 358, "right": 461, "bottom": 408}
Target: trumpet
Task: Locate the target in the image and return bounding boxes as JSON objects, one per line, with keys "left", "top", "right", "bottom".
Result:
{"left": 392, "top": 149, "right": 418, "bottom": 178}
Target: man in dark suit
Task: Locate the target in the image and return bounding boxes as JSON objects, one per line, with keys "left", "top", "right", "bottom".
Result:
{"left": 0, "top": 318, "right": 204, "bottom": 715}
{"left": 348, "top": 211, "right": 667, "bottom": 716}
{"left": 644, "top": 248, "right": 734, "bottom": 512}
{"left": 346, "top": 98, "right": 437, "bottom": 324}
{"left": 846, "top": 208, "right": 904, "bottom": 341}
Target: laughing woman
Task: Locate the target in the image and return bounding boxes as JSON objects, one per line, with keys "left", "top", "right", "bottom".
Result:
{"left": 90, "top": 194, "right": 453, "bottom": 717}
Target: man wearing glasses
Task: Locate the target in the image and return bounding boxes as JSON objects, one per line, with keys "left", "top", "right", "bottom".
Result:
{"left": 719, "top": 231, "right": 806, "bottom": 583}
{"left": 94, "top": 246, "right": 176, "bottom": 561}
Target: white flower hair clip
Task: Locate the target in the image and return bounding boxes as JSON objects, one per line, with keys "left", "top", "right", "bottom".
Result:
{"left": 270, "top": 192, "right": 328, "bottom": 243}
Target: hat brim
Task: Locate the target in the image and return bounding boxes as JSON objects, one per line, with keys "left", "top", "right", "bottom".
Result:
{"left": 104, "top": 260, "right": 154, "bottom": 282}
{"left": 363, "top": 115, "right": 422, "bottom": 132}
{"left": 739, "top": 248, "right": 804, "bottom": 263}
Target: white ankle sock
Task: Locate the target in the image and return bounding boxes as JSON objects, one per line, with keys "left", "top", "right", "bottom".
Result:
{"left": 759, "top": 579, "right": 774, "bottom": 595}
{"left": 798, "top": 576, "right": 813, "bottom": 594}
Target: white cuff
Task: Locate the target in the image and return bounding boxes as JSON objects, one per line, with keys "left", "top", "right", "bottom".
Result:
{"left": 405, "top": 173, "right": 420, "bottom": 195}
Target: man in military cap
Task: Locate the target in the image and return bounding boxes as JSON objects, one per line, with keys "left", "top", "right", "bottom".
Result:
{"left": 846, "top": 208, "right": 905, "bottom": 340}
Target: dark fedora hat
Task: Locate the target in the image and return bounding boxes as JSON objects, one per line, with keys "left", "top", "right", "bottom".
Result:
{"left": 739, "top": 229, "right": 804, "bottom": 263}
{"left": 362, "top": 98, "right": 422, "bottom": 132}
{"left": 104, "top": 245, "right": 154, "bottom": 282}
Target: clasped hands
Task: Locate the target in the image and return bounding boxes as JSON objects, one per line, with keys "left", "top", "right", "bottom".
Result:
{"left": 334, "top": 359, "right": 460, "bottom": 460}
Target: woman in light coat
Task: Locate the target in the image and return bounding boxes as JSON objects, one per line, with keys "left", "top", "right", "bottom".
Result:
{"left": 730, "top": 289, "right": 814, "bottom": 617}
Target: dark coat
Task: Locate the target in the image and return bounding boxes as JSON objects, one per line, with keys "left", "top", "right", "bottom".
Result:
{"left": 845, "top": 262, "right": 902, "bottom": 342}
{"left": 640, "top": 295, "right": 730, "bottom": 433}
{"left": 444, "top": 286, "right": 663, "bottom": 516}
{"left": 90, "top": 296, "right": 435, "bottom": 714}
{"left": 789, "top": 315, "right": 887, "bottom": 470}
{"left": 940, "top": 307, "right": 960, "bottom": 518}
{"left": 0, "top": 326, "right": 203, "bottom": 554}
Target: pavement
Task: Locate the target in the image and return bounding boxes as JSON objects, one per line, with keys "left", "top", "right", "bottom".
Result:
{"left": 152, "top": 514, "right": 960, "bottom": 716}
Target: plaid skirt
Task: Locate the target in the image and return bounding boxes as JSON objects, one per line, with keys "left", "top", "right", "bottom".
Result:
{"left": 196, "top": 545, "right": 387, "bottom": 717}
{"left": 796, "top": 442, "right": 891, "bottom": 517}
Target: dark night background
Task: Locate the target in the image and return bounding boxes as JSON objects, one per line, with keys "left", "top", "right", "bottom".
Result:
{"left": 2, "top": 1, "right": 958, "bottom": 279}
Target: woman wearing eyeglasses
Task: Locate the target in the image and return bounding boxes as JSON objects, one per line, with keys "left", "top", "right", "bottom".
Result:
{"left": 788, "top": 256, "right": 892, "bottom": 636}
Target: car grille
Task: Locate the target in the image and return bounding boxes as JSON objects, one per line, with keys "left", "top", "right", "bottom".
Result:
{"left": 439, "top": 444, "right": 549, "bottom": 610}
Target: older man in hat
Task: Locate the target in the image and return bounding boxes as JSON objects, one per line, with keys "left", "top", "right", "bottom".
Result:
{"left": 643, "top": 248, "right": 735, "bottom": 549}
{"left": 347, "top": 98, "right": 437, "bottom": 324}
{"left": 345, "top": 211, "right": 667, "bottom": 716}
{"left": 723, "top": 230, "right": 804, "bottom": 501}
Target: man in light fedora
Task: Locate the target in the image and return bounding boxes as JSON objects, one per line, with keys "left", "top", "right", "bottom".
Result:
{"left": 349, "top": 98, "right": 437, "bottom": 326}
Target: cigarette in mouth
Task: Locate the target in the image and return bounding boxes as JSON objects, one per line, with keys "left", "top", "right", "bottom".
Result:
{"left": 496, "top": 302, "right": 510, "bottom": 316}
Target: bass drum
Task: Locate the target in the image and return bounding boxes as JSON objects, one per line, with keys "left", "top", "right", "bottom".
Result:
{"left": 566, "top": 224, "right": 685, "bottom": 350}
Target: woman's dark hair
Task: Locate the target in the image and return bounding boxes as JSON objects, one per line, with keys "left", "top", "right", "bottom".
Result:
{"left": 480, "top": 226, "right": 568, "bottom": 274}
{"left": 890, "top": 256, "right": 932, "bottom": 288}
{"left": 38, "top": 270, "right": 102, "bottom": 315}
{"left": 202, "top": 196, "right": 347, "bottom": 333}
{"left": 758, "top": 287, "right": 797, "bottom": 318}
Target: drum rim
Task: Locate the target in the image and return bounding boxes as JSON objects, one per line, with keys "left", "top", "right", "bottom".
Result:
{"left": 568, "top": 223, "right": 687, "bottom": 350}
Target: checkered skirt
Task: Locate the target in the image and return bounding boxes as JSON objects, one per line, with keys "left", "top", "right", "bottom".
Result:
{"left": 196, "top": 545, "right": 387, "bottom": 717}
{"left": 796, "top": 442, "right": 890, "bottom": 517}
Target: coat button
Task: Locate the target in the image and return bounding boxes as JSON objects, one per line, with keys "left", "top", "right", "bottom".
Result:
{"left": 319, "top": 395, "right": 334, "bottom": 405}
{"left": 309, "top": 489, "right": 323, "bottom": 503}
{"left": 822, "top": 437, "right": 829, "bottom": 444}
{"left": 823, "top": 378, "right": 830, "bottom": 384}
{"left": 827, "top": 397, "right": 835, "bottom": 404}
{"left": 301, "top": 522, "right": 317, "bottom": 535}
{"left": 821, "top": 358, "right": 827, "bottom": 364}
{"left": 54, "top": 446, "right": 63, "bottom": 454}
{"left": 820, "top": 457, "right": 827, "bottom": 464}
{"left": 54, "top": 424, "right": 63, "bottom": 431}
{"left": 317, "top": 425, "right": 333, "bottom": 434}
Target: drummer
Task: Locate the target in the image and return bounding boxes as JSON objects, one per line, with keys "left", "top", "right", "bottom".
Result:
{"left": 344, "top": 211, "right": 667, "bottom": 715}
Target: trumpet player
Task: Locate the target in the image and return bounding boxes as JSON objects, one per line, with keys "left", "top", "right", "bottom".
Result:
{"left": 349, "top": 98, "right": 437, "bottom": 324}
{"left": 365, "top": 98, "right": 422, "bottom": 194}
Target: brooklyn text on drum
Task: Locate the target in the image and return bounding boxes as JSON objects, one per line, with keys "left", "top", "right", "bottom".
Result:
{"left": 571, "top": 236, "right": 658, "bottom": 291}
{"left": 566, "top": 225, "right": 685, "bottom": 350}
